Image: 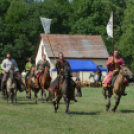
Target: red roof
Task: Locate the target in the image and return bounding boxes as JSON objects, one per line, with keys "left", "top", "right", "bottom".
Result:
{"left": 34, "top": 34, "right": 109, "bottom": 59}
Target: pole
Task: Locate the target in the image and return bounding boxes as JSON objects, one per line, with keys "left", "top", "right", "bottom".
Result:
{"left": 113, "top": 12, "right": 114, "bottom": 65}
{"left": 46, "top": 34, "right": 60, "bottom": 75}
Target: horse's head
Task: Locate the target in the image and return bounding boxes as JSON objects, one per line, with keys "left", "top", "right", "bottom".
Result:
{"left": 31, "top": 65, "right": 35, "bottom": 76}
{"left": 120, "top": 65, "right": 134, "bottom": 79}
{"left": 63, "top": 62, "right": 71, "bottom": 78}
{"left": 9, "top": 70, "right": 14, "bottom": 81}
{"left": 44, "top": 66, "right": 50, "bottom": 76}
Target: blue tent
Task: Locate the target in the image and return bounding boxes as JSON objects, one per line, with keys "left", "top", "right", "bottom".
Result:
{"left": 53, "top": 59, "right": 107, "bottom": 71}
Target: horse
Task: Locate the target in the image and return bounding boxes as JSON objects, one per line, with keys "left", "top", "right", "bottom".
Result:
{"left": 102, "top": 65, "right": 134, "bottom": 112}
{"left": 26, "top": 65, "right": 51, "bottom": 103}
{"left": 6, "top": 70, "right": 17, "bottom": 104}
{"left": 39, "top": 66, "right": 51, "bottom": 102}
{"left": 89, "top": 72, "right": 105, "bottom": 86}
{"left": 48, "top": 62, "right": 76, "bottom": 115}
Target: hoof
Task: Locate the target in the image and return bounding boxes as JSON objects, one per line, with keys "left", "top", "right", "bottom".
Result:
{"left": 106, "top": 108, "right": 109, "bottom": 111}
{"left": 55, "top": 110, "right": 57, "bottom": 114}
{"left": 26, "top": 96, "right": 31, "bottom": 100}
{"left": 112, "top": 109, "right": 115, "bottom": 113}
{"left": 74, "top": 99, "right": 78, "bottom": 102}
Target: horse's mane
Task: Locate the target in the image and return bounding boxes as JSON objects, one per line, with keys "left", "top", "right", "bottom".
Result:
{"left": 112, "top": 70, "right": 119, "bottom": 78}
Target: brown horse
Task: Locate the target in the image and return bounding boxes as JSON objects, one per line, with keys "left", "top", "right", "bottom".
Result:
{"left": 39, "top": 66, "right": 51, "bottom": 102}
{"left": 26, "top": 65, "right": 51, "bottom": 103}
{"left": 102, "top": 65, "right": 133, "bottom": 112}
{"left": 75, "top": 80, "right": 82, "bottom": 97}
{"left": 48, "top": 62, "right": 77, "bottom": 115}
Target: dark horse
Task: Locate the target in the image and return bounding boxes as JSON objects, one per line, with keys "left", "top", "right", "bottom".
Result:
{"left": 48, "top": 62, "right": 76, "bottom": 115}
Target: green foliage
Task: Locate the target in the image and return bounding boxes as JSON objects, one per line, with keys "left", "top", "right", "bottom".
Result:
{"left": 0, "top": 0, "right": 134, "bottom": 71}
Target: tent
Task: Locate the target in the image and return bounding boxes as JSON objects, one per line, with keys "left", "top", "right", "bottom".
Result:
{"left": 53, "top": 59, "right": 107, "bottom": 71}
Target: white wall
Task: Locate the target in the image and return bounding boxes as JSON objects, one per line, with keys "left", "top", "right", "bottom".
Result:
{"left": 35, "top": 39, "right": 53, "bottom": 69}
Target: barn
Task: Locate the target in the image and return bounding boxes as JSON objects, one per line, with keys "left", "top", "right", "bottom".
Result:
{"left": 34, "top": 34, "right": 109, "bottom": 82}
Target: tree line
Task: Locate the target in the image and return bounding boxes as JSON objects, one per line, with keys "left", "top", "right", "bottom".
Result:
{"left": 0, "top": 0, "right": 134, "bottom": 71}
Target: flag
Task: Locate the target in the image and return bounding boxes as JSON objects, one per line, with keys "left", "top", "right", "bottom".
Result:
{"left": 40, "top": 17, "right": 52, "bottom": 34}
{"left": 106, "top": 12, "right": 113, "bottom": 38}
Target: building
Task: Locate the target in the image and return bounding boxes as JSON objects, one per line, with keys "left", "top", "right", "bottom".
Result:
{"left": 34, "top": 34, "right": 109, "bottom": 82}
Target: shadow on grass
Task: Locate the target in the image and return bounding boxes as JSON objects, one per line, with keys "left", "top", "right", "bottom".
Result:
{"left": 70, "top": 111, "right": 100, "bottom": 115}
{"left": 120, "top": 110, "right": 134, "bottom": 113}
{"left": 16, "top": 102, "right": 37, "bottom": 105}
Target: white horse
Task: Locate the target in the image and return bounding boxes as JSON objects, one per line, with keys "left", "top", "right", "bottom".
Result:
{"left": 89, "top": 72, "right": 105, "bottom": 84}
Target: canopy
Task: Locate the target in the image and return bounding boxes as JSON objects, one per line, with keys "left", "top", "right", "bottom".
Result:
{"left": 53, "top": 59, "right": 107, "bottom": 71}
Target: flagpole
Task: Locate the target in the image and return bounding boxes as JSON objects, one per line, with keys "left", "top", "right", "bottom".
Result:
{"left": 46, "top": 34, "right": 60, "bottom": 75}
{"left": 112, "top": 12, "right": 114, "bottom": 65}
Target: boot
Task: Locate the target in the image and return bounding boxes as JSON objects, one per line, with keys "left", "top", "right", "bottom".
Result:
{"left": 122, "top": 92, "right": 127, "bottom": 96}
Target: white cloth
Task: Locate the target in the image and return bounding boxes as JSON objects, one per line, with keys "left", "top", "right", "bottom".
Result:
{"left": 1, "top": 58, "right": 19, "bottom": 72}
{"left": 106, "top": 12, "right": 113, "bottom": 38}
{"left": 21, "top": 72, "right": 26, "bottom": 78}
{"left": 40, "top": 17, "right": 52, "bottom": 34}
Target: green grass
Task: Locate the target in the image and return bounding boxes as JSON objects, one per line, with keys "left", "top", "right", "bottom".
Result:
{"left": 0, "top": 86, "right": 134, "bottom": 134}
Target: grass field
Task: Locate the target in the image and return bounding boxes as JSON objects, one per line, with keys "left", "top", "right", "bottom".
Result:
{"left": 0, "top": 86, "right": 134, "bottom": 134}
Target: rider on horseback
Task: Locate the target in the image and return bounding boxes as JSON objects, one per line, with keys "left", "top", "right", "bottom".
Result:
{"left": 33, "top": 54, "right": 50, "bottom": 88}
{"left": 50, "top": 52, "right": 76, "bottom": 102}
{"left": 103, "top": 50, "right": 128, "bottom": 96}
{"left": 1, "top": 52, "right": 23, "bottom": 99}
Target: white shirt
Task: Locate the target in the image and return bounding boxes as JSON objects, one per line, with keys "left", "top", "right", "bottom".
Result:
{"left": 1, "top": 58, "right": 19, "bottom": 72}
{"left": 21, "top": 72, "right": 26, "bottom": 78}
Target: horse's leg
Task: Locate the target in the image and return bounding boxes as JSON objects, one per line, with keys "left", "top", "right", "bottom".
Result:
{"left": 102, "top": 88, "right": 109, "bottom": 111}
{"left": 26, "top": 84, "right": 31, "bottom": 100}
{"left": 52, "top": 101, "right": 57, "bottom": 113}
{"left": 34, "top": 90, "right": 38, "bottom": 104}
{"left": 11, "top": 90, "right": 14, "bottom": 105}
{"left": 112, "top": 93, "right": 121, "bottom": 112}
{"left": 41, "top": 90, "right": 44, "bottom": 102}
{"left": 67, "top": 99, "right": 71, "bottom": 116}
{"left": 46, "top": 90, "right": 51, "bottom": 102}
{"left": 41, "top": 84, "right": 46, "bottom": 102}
{"left": 6, "top": 90, "right": 9, "bottom": 103}
{"left": 56, "top": 96, "right": 62, "bottom": 110}
{"left": 106, "top": 88, "right": 112, "bottom": 111}
{"left": 14, "top": 89, "right": 17, "bottom": 103}
{"left": 63, "top": 95, "right": 70, "bottom": 115}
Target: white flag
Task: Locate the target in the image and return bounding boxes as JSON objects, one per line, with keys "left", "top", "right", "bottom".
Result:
{"left": 106, "top": 12, "right": 113, "bottom": 38}
{"left": 40, "top": 17, "right": 52, "bottom": 34}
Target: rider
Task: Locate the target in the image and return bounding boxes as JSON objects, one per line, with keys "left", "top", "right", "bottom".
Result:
{"left": 25, "top": 58, "right": 32, "bottom": 73}
{"left": 33, "top": 54, "right": 50, "bottom": 88}
{"left": 50, "top": 52, "right": 76, "bottom": 101}
{"left": 1, "top": 52, "right": 23, "bottom": 98}
{"left": 103, "top": 50, "right": 128, "bottom": 96}
{"left": 25, "top": 58, "right": 33, "bottom": 81}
